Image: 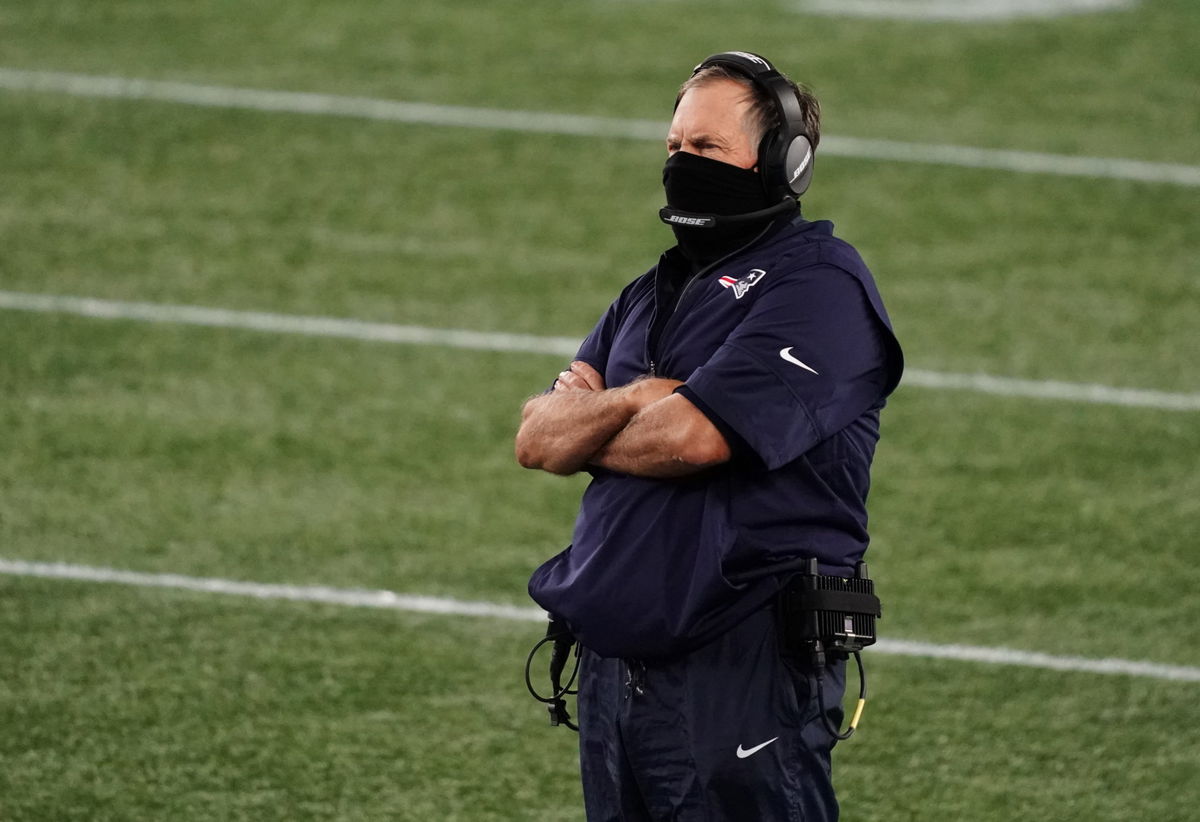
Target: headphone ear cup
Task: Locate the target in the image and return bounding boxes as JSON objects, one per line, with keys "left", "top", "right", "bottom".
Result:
{"left": 756, "top": 130, "right": 786, "bottom": 197}
{"left": 784, "top": 135, "right": 814, "bottom": 196}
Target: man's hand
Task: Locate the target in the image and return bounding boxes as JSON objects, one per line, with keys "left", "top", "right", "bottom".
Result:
{"left": 554, "top": 361, "right": 606, "bottom": 392}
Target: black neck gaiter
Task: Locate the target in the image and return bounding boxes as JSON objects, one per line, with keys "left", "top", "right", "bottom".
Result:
{"left": 661, "top": 151, "right": 780, "bottom": 268}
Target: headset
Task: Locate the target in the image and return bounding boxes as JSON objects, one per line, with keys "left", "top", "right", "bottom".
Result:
{"left": 684, "top": 51, "right": 815, "bottom": 199}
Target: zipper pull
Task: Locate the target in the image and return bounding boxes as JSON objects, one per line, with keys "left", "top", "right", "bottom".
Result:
{"left": 649, "top": 360, "right": 656, "bottom": 377}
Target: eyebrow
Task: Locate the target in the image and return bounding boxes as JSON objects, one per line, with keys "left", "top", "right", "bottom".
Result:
{"left": 667, "top": 133, "right": 729, "bottom": 147}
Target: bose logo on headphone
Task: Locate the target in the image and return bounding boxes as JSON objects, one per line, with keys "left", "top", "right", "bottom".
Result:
{"left": 788, "top": 147, "right": 813, "bottom": 184}
{"left": 664, "top": 214, "right": 716, "bottom": 226}
{"left": 724, "top": 51, "right": 772, "bottom": 70}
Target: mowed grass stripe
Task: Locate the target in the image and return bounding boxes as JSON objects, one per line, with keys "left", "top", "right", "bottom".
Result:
{"left": 2, "top": 67, "right": 1199, "bottom": 186}
{"left": 3, "top": 289, "right": 1198, "bottom": 411}
{"left": 4, "top": 558, "right": 1199, "bottom": 683}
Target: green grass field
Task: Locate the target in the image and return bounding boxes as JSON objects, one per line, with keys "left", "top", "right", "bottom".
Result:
{"left": 2, "top": 1, "right": 1199, "bottom": 819}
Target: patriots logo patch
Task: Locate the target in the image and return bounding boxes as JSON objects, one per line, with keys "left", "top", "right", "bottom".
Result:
{"left": 718, "top": 268, "right": 767, "bottom": 300}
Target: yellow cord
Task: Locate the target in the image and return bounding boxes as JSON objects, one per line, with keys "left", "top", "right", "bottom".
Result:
{"left": 848, "top": 698, "right": 866, "bottom": 730}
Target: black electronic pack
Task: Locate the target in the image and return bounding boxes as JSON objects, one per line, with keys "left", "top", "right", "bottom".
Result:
{"left": 778, "top": 558, "right": 880, "bottom": 656}
{"left": 777, "top": 559, "right": 881, "bottom": 739}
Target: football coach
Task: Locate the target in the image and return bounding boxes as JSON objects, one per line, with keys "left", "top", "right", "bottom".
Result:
{"left": 515, "top": 51, "right": 904, "bottom": 821}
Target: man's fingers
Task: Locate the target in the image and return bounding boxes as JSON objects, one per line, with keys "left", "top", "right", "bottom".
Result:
{"left": 555, "top": 370, "right": 586, "bottom": 391}
{"left": 570, "top": 361, "right": 606, "bottom": 391}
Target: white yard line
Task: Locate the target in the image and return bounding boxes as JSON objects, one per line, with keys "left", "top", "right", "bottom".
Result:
{"left": 0, "top": 558, "right": 546, "bottom": 622}
{"left": 796, "top": 0, "right": 1136, "bottom": 21}
{"left": 2, "top": 67, "right": 1198, "bottom": 187}
{"left": 899, "top": 368, "right": 1200, "bottom": 411}
{"left": 3, "top": 290, "right": 1198, "bottom": 412}
{"left": 3, "top": 558, "right": 1198, "bottom": 682}
{"left": 874, "top": 638, "right": 1200, "bottom": 680}
{"left": 0, "top": 290, "right": 581, "bottom": 357}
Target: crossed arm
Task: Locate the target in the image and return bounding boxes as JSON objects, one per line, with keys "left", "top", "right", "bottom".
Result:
{"left": 514, "top": 361, "right": 732, "bottom": 478}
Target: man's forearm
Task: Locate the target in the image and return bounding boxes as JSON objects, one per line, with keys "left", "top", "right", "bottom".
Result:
{"left": 514, "top": 387, "right": 640, "bottom": 475}
{"left": 591, "top": 394, "right": 732, "bottom": 478}
{"left": 516, "top": 376, "right": 683, "bottom": 475}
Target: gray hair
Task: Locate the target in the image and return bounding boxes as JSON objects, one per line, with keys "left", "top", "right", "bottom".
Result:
{"left": 677, "top": 65, "right": 821, "bottom": 149}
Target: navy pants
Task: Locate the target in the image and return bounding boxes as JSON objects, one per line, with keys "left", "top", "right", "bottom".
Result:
{"left": 577, "top": 607, "right": 846, "bottom": 821}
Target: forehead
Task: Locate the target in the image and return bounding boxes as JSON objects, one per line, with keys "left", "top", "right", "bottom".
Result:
{"left": 669, "top": 78, "right": 755, "bottom": 138}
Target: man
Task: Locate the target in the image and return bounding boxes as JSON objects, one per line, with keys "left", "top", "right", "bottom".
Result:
{"left": 515, "top": 51, "right": 903, "bottom": 821}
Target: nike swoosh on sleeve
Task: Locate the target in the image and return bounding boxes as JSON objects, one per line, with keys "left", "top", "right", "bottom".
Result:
{"left": 779, "top": 347, "right": 819, "bottom": 375}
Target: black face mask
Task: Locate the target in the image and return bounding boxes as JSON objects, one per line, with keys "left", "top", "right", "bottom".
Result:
{"left": 660, "top": 151, "right": 785, "bottom": 267}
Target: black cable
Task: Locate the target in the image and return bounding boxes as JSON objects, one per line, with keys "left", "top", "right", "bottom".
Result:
{"left": 813, "top": 645, "right": 867, "bottom": 741}
{"left": 523, "top": 628, "right": 580, "bottom": 732}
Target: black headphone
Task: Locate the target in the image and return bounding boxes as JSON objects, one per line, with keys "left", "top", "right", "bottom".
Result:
{"left": 686, "top": 51, "right": 814, "bottom": 199}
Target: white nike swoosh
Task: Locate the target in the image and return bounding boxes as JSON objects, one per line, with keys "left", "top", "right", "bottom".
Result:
{"left": 779, "top": 347, "right": 819, "bottom": 375}
{"left": 735, "top": 737, "right": 780, "bottom": 759}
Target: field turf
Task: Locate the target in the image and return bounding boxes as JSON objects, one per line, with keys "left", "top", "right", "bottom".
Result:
{"left": 1, "top": 1, "right": 1198, "bottom": 819}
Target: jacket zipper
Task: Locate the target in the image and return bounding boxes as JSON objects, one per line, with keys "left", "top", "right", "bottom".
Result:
{"left": 644, "top": 218, "right": 783, "bottom": 375}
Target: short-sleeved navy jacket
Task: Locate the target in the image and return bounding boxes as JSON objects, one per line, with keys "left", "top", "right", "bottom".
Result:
{"left": 529, "top": 217, "right": 904, "bottom": 660}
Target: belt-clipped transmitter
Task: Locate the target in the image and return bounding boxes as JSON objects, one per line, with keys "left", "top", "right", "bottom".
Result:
{"left": 778, "top": 559, "right": 881, "bottom": 740}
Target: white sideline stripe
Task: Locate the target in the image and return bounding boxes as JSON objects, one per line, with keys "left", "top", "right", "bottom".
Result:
{"left": 818, "top": 136, "right": 1200, "bottom": 186}
{"left": 3, "top": 558, "right": 1199, "bottom": 683}
{"left": 0, "top": 67, "right": 666, "bottom": 139}
{"left": 874, "top": 638, "right": 1200, "bottom": 681}
{"left": 4, "top": 290, "right": 1199, "bottom": 412}
{"left": 0, "top": 559, "right": 547, "bottom": 623}
{"left": 0, "top": 290, "right": 581, "bottom": 357}
{"left": 2, "top": 67, "right": 1199, "bottom": 187}
{"left": 797, "top": 0, "right": 1136, "bottom": 21}
{"left": 901, "top": 368, "right": 1200, "bottom": 411}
